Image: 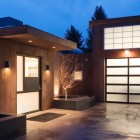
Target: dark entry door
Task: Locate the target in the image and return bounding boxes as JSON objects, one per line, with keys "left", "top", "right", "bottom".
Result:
{"left": 17, "top": 55, "right": 41, "bottom": 114}
{"left": 106, "top": 58, "right": 140, "bottom": 103}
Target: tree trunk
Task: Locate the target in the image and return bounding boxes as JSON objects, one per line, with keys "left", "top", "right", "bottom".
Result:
{"left": 64, "top": 88, "right": 67, "bottom": 100}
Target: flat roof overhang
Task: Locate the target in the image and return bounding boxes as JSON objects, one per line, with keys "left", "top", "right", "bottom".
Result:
{"left": 90, "top": 15, "right": 140, "bottom": 28}
{"left": 0, "top": 25, "right": 77, "bottom": 51}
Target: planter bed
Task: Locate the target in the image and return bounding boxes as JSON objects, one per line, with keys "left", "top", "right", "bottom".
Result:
{"left": 0, "top": 113, "right": 26, "bottom": 139}
{"left": 54, "top": 96, "right": 95, "bottom": 110}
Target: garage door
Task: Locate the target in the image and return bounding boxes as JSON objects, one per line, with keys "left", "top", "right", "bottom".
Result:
{"left": 106, "top": 58, "right": 140, "bottom": 103}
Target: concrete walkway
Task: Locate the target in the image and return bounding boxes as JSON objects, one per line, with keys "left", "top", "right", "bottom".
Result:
{"left": 15, "top": 103, "right": 140, "bottom": 140}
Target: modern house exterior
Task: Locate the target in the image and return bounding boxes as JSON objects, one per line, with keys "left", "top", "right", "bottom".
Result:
{"left": 0, "top": 17, "right": 76, "bottom": 114}
{"left": 90, "top": 15, "right": 140, "bottom": 104}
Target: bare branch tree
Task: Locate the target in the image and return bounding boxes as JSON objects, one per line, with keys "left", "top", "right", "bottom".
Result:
{"left": 54, "top": 53, "right": 84, "bottom": 99}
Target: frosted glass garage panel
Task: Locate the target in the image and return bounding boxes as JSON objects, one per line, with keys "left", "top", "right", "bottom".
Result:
{"left": 107, "top": 68, "right": 128, "bottom": 75}
{"left": 105, "top": 39, "right": 113, "bottom": 44}
{"left": 107, "top": 85, "right": 127, "bottom": 93}
{"left": 129, "top": 58, "right": 140, "bottom": 66}
{"left": 133, "top": 25, "right": 140, "bottom": 31}
{"left": 129, "top": 95, "right": 140, "bottom": 103}
{"left": 114, "top": 38, "right": 122, "bottom": 44}
{"left": 105, "top": 44, "right": 113, "bottom": 50}
{"left": 123, "top": 43, "right": 132, "bottom": 48}
{"left": 123, "top": 37, "right": 132, "bottom": 43}
{"left": 133, "top": 31, "right": 140, "bottom": 36}
{"left": 105, "top": 33, "right": 113, "bottom": 39}
{"left": 129, "top": 86, "right": 140, "bottom": 93}
{"left": 107, "top": 77, "right": 128, "bottom": 84}
{"left": 107, "top": 59, "right": 128, "bottom": 66}
{"left": 123, "top": 26, "right": 132, "bottom": 32}
{"left": 123, "top": 32, "right": 132, "bottom": 37}
{"left": 114, "top": 32, "right": 122, "bottom": 38}
{"left": 17, "top": 56, "right": 23, "bottom": 92}
{"left": 133, "top": 43, "right": 140, "bottom": 48}
{"left": 129, "top": 67, "right": 140, "bottom": 75}
{"left": 104, "top": 28, "right": 113, "bottom": 33}
{"left": 114, "top": 27, "right": 122, "bottom": 32}
{"left": 114, "top": 44, "right": 122, "bottom": 49}
{"left": 133, "top": 37, "right": 140, "bottom": 42}
{"left": 129, "top": 77, "right": 140, "bottom": 84}
{"left": 107, "top": 94, "right": 127, "bottom": 102}
{"left": 17, "top": 92, "right": 39, "bottom": 114}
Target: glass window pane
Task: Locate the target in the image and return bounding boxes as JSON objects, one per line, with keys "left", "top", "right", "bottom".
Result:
{"left": 133, "top": 31, "right": 140, "bottom": 36}
{"left": 114, "top": 38, "right": 122, "bottom": 43}
{"left": 129, "top": 95, "right": 140, "bottom": 103}
{"left": 133, "top": 43, "right": 140, "bottom": 48}
{"left": 114, "top": 44, "right": 122, "bottom": 49}
{"left": 107, "top": 76, "right": 128, "bottom": 84}
{"left": 25, "top": 57, "right": 38, "bottom": 77}
{"left": 123, "top": 26, "right": 132, "bottom": 32}
{"left": 17, "top": 56, "right": 23, "bottom": 92}
{"left": 129, "top": 67, "right": 140, "bottom": 75}
{"left": 105, "top": 39, "right": 113, "bottom": 44}
{"left": 105, "top": 33, "right": 113, "bottom": 38}
{"left": 123, "top": 37, "right": 132, "bottom": 43}
{"left": 105, "top": 44, "right": 113, "bottom": 50}
{"left": 133, "top": 25, "right": 140, "bottom": 31}
{"left": 129, "top": 86, "right": 140, "bottom": 93}
{"left": 107, "top": 85, "right": 127, "bottom": 93}
{"left": 129, "top": 58, "right": 140, "bottom": 66}
{"left": 107, "top": 59, "right": 128, "bottom": 66}
{"left": 17, "top": 92, "right": 39, "bottom": 114}
{"left": 129, "top": 77, "right": 140, "bottom": 84}
{"left": 133, "top": 37, "right": 140, "bottom": 42}
{"left": 107, "top": 68, "right": 128, "bottom": 75}
{"left": 123, "top": 43, "right": 132, "bottom": 48}
{"left": 107, "top": 94, "right": 127, "bottom": 102}
{"left": 74, "top": 71, "right": 83, "bottom": 81}
{"left": 104, "top": 28, "right": 113, "bottom": 33}
{"left": 114, "top": 27, "right": 122, "bottom": 32}
{"left": 114, "top": 32, "right": 122, "bottom": 38}
{"left": 123, "top": 32, "right": 132, "bottom": 37}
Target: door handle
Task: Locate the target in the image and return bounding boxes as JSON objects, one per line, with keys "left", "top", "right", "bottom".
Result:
{"left": 39, "top": 85, "right": 41, "bottom": 90}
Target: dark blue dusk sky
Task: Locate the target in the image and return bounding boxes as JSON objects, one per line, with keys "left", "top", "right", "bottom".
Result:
{"left": 0, "top": 0, "right": 140, "bottom": 38}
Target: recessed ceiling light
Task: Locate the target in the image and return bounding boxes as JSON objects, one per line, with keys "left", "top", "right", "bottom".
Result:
{"left": 28, "top": 40, "right": 32, "bottom": 43}
{"left": 52, "top": 46, "right": 56, "bottom": 49}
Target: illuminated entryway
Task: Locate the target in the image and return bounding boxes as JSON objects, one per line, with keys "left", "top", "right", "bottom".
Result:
{"left": 17, "top": 55, "right": 41, "bottom": 114}
{"left": 106, "top": 58, "right": 140, "bottom": 103}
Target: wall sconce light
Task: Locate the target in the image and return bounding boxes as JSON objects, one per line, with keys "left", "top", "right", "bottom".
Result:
{"left": 4, "top": 61, "right": 11, "bottom": 68}
{"left": 46, "top": 65, "right": 50, "bottom": 70}
{"left": 124, "top": 50, "right": 130, "bottom": 55}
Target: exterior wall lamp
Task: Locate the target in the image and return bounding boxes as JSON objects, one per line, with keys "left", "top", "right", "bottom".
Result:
{"left": 124, "top": 50, "right": 130, "bottom": 55}
{"left": 46, "top": 65, "right": 50, "bottom": 70}
{"left": 4, "top": 61, "right": 11, "bottom": 68}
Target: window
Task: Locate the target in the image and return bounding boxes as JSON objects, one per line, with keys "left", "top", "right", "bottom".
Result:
{"left": 25, "top": 57, "right": 38, "bottom": 77}
{"left": 74, "top": 71, "right": 83, "bottom": 81}
{"left": 104, "top": 25, "right": 140, "bottom": 50}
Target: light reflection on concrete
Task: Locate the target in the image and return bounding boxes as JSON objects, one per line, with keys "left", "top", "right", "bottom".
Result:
{"left": 15, "top": 103, "right": 140, "bottom": 140}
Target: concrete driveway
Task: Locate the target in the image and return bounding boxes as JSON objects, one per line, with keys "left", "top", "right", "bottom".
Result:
{"left": 15, "top": 103, "right": 140, "bottom": 140}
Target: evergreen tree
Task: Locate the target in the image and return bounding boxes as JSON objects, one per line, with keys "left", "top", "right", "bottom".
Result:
{"left": 65, "top": 25, "right": 84, "bottom": 49}
{"left": 86, "top": 6, "right": 108, "bottom": 52}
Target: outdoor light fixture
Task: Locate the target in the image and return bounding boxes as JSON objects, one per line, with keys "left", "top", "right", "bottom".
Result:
{"left": 124, "top": 50, "right": 130, "bottom": 55}
{"left": 4, "top": 61, "right": 10, "bottom": 68}
{"left": 28, "top": 40, "right": 32, "bottom": 43}
{"left": 46, "top": 65, "right": 50, "bottom": 70}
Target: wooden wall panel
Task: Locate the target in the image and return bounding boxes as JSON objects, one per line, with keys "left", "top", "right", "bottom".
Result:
{"left": 0, "top": 39, "right": 54, "bottom": 114}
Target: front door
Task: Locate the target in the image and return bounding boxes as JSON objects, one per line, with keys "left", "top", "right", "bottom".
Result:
{"left": 16, "top": 55, "right": 41, "bottom": 114}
